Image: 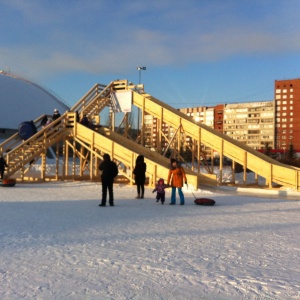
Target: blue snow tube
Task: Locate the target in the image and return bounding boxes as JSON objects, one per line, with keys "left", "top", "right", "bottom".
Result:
{"left": 18, "top": 121, "right": 37, "bottom": 140}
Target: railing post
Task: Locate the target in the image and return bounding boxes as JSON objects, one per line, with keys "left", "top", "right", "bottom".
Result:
{"left": 269, "top": 164, "right": 273, "bottom": 188}
{"left": 243, "top": 151, "right": 247, "bottom": 185}
{"left": 219, "top": 140, "right": 224, "bottom": 184}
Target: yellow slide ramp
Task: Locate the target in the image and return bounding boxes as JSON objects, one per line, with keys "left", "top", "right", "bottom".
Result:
{"left": 73, "top": 123, "right": 217, "bottom": 188}
{"left": 131, "top": 88, "right": 300, "bottom": 190}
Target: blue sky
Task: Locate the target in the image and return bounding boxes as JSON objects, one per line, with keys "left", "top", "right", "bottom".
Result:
{"left": 1, "top": 0, "right": 300, "bottom": 109}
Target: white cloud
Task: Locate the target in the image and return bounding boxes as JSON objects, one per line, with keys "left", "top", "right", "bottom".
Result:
{"left": 1, "top": 1, "right": 300, "bottom": 77}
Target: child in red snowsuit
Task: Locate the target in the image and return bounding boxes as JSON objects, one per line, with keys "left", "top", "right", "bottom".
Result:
{"left": 152, "top": 178, "right": 169, "bottom": 204}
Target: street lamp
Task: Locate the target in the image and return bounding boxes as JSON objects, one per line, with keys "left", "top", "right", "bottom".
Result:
{"left": 137, "top": 66, "right": 146, "bottom": 84}
{"left": 136, "top": 67, "right": 146, "bottom": 140}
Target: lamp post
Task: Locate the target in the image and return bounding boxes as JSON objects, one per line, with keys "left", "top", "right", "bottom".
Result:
{"left": 136, "top": 67, "right": 146, "bottom": 140}
{"left": 137, "top": 66, "right": 146, "bottom": 84}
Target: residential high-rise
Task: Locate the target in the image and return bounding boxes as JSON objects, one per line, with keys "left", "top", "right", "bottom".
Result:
{"left": 274, "top": 79, "right": 300, "bottom": 151}
{"left": 223, "top": 101, "right": 274, "bottom": 149}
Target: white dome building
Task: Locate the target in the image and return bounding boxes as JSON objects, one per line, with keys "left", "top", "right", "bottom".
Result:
{"left": 0, "top": 71, "right": 69, "bottom": 140}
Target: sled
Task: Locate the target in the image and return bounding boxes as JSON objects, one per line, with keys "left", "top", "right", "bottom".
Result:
{"left": 186, "top": 184, "right": 216, "bottom": 206}
{"left": 194, "top": 198, "right": 215, "bottom": 206}
{"left": 18, "top": 121, "right": 37, "bottom": 140}
{"left": 0, "top": 179, "right": 16, "bottom": 187}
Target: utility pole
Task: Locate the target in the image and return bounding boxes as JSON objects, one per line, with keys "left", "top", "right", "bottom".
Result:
{"left": 136, "top": 67, "right": 146, "bottom": 140}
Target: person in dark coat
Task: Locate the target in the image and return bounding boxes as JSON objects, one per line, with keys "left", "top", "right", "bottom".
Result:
{"left": 52, "top": 109, "right": 61, "bottom": 121}
{"left": 0, "top": 154, "right": 8, "bottom": 179}
{"left": 80, "top": 114, "right": 89, "bottom": 127}
{"left": 98, "top": 153, "right": 119, "bottom": 206}
{"left": 133, "top": 155, "right": 147, "bottom": 199}
{"left": 76, "top": 111, "right": 80, "bottom": 122}
{"left": 40, "top": 115, "right": 48, "bottom": 128}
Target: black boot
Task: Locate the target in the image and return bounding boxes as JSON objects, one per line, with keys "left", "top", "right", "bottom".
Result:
{"left": 99, "top": 201, "right": 106, "bottom": 207}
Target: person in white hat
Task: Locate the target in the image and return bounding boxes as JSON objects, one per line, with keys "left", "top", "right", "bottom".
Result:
{"left": 52, "top": 109, "right": 61, "bottom": 121}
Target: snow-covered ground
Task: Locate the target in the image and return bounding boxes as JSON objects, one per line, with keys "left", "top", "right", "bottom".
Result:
{"left": 0, "top": 174, "right": 299, "bottom": 299}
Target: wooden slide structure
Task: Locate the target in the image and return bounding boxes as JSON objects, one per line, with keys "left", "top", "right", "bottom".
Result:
{"left": 0, "top": 79, "right": 299, "bottom": 191}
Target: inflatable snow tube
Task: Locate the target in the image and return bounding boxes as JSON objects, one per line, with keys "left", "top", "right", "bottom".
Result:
{"left": 194, "top": 198, "right": 215, "bottom": 206}
{"left": 0, "top": 179, "right": 16, "bottom": 187}
{"left": 18, "top": 121, "right": 37, "bottom": 140}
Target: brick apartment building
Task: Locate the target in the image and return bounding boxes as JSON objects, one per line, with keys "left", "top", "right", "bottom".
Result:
{"left": 275, "top": 78, "right": 300, "bottom": 151}
{"left": 179, "top": 101, "right": 274, "bottom": 150}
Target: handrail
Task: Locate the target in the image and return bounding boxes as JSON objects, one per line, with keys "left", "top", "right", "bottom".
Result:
{"left": 5, "top": 113, "right": 75, "bottom": 177}
{"left": 0, "top": 114, "right": 50, "bottom": 154}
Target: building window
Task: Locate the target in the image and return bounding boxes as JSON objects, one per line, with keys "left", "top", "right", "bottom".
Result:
{"left": 290, "top": 106, "right": 293, "bottom": 110}
{"left": 276, "top": 95, "right": 281, "bottom": 100}
{"left": 290, "top": 112, "right": 293, "bottom": 116}
{"left": 290, "top": 88, "right": 293, "bottom": 92}
{"left": 276, "top": 89, "right": 281, "bottom": 93}
{"left": 290, "top": 124, "right": 293, "bottom": 128}
{"left": 290, "top": 118, "right": 293, "bottom": 122}
{"left": 283, "top": 89, "right": 287, "bottom": 93}
{"left": 282, "top": 107, "right": 287, "bottom": 110}
{"left": 290, "top": 95, "right": 293, "bottom": 99}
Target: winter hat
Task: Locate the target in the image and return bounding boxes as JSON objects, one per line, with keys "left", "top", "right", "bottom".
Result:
{"left": 54, "top": 108, "right": 58, "bottom": 112}
{"left": 103, "top": 153, "right": 111, "bottom": 161}
{"left": 158, "top": 178, "right": 164, "bottom": 185}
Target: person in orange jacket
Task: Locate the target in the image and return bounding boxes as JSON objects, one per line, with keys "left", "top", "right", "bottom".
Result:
{"left": 167, "top": 158, "right": 187, "bottom": 205}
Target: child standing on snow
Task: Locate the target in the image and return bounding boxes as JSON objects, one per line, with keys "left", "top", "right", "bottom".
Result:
{"left": 152, "top": 178, "right": 169, "bottom": 204}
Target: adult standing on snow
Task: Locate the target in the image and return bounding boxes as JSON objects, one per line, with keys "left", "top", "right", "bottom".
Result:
{"left": 167, "top": 158, "right": 187, "bottom": 205}
{"left": 98, "top": 153, "right": 119, "bottom": 207}
{"left": 0, "top": 154, "right": 8, "bottom": 179}
{"left": 133, "top": 155, "right": 147, "bottom": 199}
